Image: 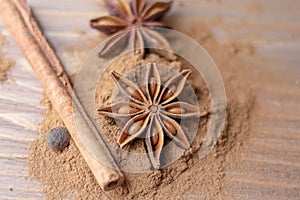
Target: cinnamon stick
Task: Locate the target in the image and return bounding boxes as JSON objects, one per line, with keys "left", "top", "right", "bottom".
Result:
{"left": 0, "top": 0, "right": 124, "bottom": 191}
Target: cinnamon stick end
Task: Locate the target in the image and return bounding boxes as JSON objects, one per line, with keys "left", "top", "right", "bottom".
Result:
{"left": 103, "top": 173, "right": 125, "bottom": 191}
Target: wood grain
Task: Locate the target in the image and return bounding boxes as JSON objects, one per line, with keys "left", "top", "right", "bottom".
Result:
{"left": 0, "top": 0, "right": 299, "bottom": 199}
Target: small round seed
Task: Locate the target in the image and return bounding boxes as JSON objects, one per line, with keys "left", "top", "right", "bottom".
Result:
{"left": 118, "top": 105, "right": 139, "bottom": 114}
{"left": 151, "top": 134, "right": 159, "bottom": 146}
{"left": 128, "top": 120, "right": 143, "bottom": 135}
{"left": 46, "top": 126, "right": 71, "bottom": 151}
{"left": 164, "top": 120, "right": 177, "bottom": 135}
{"left": 126, "top": 87, "right": 142, "bottom": 101}
{"left": 118, "top": 106, "right": 130, "bottom": 114}
{"left": 162, "top": 85, "right": 176, "bottom": 101}
{"left": 167, "top": 107, "right": 186, "bottom": 115}
{"left": 149, "top": 77, "right": 156, "bottom": 97}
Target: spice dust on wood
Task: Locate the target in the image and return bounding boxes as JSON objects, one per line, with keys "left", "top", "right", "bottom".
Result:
{"left": 28, "top": 21, "right": 257, "bottom": 200}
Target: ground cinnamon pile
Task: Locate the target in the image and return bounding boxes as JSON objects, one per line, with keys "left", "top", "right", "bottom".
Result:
{"left": 0, "top": 33, "right": 15, "bottom": 83}
{"left": 28, "top": 95, "right": 104, "bottom": 199}
{"left": 28, "top": 20, "right": 256, "bottom": 199}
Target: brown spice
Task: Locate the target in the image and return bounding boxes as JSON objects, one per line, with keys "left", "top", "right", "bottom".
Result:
{"left": 96, "top": 62, "right": 199, "bottom": 169}
{"left": 28, "top": 94, "right": 104, "bottom": 200}
{"left": 0, "top": 33, "right": 15, "bottom": 83}
{"left": 90, "top": 0, "right": 173, "bottom": 58}
{"left": 28, "top": 20, "right": 256, "bottom": 199}
{"left": 0, "top": 0, "right": 124, "bottom": 190}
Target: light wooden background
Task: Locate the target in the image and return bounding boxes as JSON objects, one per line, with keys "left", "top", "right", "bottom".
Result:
{"left": 0, "top": 0, "right": 299, "bottom": 199}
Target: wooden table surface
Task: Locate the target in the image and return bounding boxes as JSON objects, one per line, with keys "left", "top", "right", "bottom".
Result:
{"left": 0, "top": 0, "right": 299, "bottom": 199}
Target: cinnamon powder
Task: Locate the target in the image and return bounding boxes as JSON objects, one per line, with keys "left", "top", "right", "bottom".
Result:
{"left": 28, "top": 21, "right": 256, "bottom": 199}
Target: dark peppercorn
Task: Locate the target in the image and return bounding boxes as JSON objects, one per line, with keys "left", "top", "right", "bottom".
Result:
{"left": 46, "top": 126, "right": 70, "bottom": 151}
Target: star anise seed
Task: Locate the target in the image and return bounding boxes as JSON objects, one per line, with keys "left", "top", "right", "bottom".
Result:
{"left": 97, "top": 63, "right": 200, "bottom": 168}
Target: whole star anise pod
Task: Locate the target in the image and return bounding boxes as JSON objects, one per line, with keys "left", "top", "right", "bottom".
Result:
{"left": 97, "top": 63, "right": 200, "bottom": 168}
{"left": 90, "top": 0, "right": 173, "bottom": 58}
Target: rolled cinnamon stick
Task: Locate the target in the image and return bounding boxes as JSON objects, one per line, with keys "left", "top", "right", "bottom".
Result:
{"left": 0, "top": 0, "right": 124, "bottom": 191}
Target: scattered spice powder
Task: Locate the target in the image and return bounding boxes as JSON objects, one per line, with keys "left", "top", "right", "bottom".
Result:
{"left": 28, "top": 95, "right": 103, "bottom": 200}
{"left": 28, "top": 20, "right": 256, "bottom": 199}
{"left": 0, "top": 33, "right": 15, "bottom": 83}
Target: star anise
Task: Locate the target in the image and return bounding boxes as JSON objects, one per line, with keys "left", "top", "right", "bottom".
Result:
{"left": 97, "top": 63, "right": 200, "bottom": 168}
{"left": 90, "top": 0, "right": 173, "bottom": 58}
